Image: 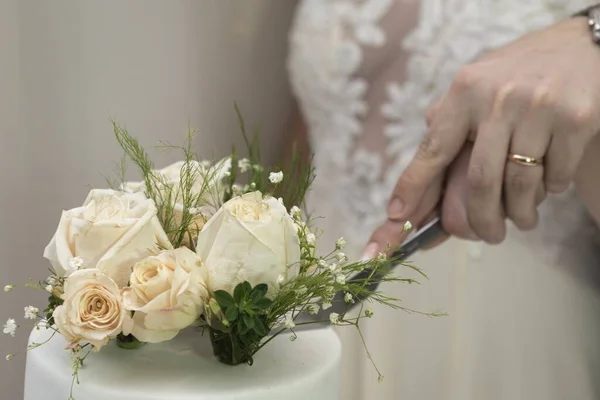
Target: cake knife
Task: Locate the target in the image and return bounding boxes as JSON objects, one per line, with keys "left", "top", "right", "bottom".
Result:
{"left": 290, "top": 217, "right": 446, "bottom": 330}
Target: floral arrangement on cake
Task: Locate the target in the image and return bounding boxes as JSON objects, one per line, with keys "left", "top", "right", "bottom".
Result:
{"left": 3, "top": 111, "right": 441, "bottom": 399}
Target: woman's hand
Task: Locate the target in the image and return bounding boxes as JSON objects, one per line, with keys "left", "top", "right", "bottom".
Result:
{"left": 380, "top": 17, "right": 600, "bottom": 248}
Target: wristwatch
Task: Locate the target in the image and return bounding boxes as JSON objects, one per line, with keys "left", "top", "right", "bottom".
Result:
{"left": 575, "top": 4, "right": 600, "bottom": 44}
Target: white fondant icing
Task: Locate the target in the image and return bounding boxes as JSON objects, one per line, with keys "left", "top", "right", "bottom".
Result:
{"left": 24, "top": 326, "right": 341, "bottom": 400}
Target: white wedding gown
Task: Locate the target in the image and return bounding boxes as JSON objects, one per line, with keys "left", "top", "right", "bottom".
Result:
{"left": 288, "top": 1, "right": 600, "bottom": 399}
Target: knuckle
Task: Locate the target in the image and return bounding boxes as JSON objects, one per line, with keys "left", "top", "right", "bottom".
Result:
{"left": 452, "top": 66, "right": 478, "bottom": 91}
{"left": 531, "top": 84, "right": 555, "bottom": 109}
{"left": 441, "top": 202, "right": 469, "bottom": 237}
{"left": 396, "top": 169, "right": 421, "bottom": 192}
{"left": 545, "top": 173, "right": 571, "bottom": 193}
{"left": 469, "top": 214, "right": 505, "bottom": 244}
{"left": 467, "top": 162, "right": 494, "bottom": 191}
{"left": 416, "top": 134, "right": 443, "bottom": 161}
{"left": 505, "top": 170, "right": 532, "bottom": 195}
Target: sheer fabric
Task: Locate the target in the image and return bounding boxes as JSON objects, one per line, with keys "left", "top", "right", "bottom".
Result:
{"left": 288, "top": 1, "right": 600, "bottom": 399}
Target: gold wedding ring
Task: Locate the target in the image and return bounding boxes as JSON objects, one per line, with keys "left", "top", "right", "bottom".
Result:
{"left": 507, "top": 153, "right": 544, "bottom": 167}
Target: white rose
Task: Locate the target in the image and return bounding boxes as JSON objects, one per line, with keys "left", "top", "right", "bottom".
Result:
{"left": 122, "top": 158, "right": 231, "bottom": 246}
{"left": 121, "top": 248, "right": 208, "bottom": 343}
{"left": 196, "top": 191, "right": 301, "bottom": 295}
{"left": 43, "top": 189, "right": 173, "bottom": 287}
{"left": 53, "top": 269, "right": 125, "bottom": 350}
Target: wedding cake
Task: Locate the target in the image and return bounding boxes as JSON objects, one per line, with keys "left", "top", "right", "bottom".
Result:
{"left": 24, "top": 325, "right": 341, "bottom": 400}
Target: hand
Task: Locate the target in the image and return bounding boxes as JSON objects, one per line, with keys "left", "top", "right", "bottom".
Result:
{"left": 364, "top": 143, "right": 547, "bottom": 259}
{"left": 384, "top": 17, "right": 600, "bottom": 245}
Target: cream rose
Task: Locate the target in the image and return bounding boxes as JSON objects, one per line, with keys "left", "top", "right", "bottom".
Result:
{"left": 122, "top": 158, "right": 231, "bottom": 246}
{"left": 53, "top": 269, "right": 125, "bottom": 350}
{"left": 43, "top": 189, "right": 173, "bottom": 287}
{"left": 196, "top": 191, "right": 301, "bottom": 295}
{"left": 121, "top": 248, "right": 208, "bottom": 343}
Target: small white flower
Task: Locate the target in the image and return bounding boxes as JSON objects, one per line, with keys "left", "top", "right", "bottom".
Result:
{"left": 277, "top": 274, "right": 286, "bottom": 285}
{"left": 188, "top": 207, "right": 200, "bottom": 215}
{"left": 69, "top": 256, "right": 84, "bottom": 270}
{"left": 269, "top": 171, "right": 284, "bottom": 184}
{"left": 289, "top": 335, "right": 297, "bottom": 342}
{"left": 283, "top": 315, "right": 296, "bottom": 329}
{"left": 378, "top": 375, "right": 384, "bottom": 383}
{"left": 231, "top": 184, "right": 242, "bottom": 195}
{"left": 365, "top": 309, "right": 374, "bottom": 318}
{"left": 403, "top": 221, "right": 413, "bottom": 232}
{"left": 3, "top": 319, "right": 17, "bottom": 337}
{"left": 47, "top": 276, "right": 58, "bottom": 286}
{"left": 277, "top": 197, "right": 284, "bottom": 205}
{"left": 322, "top": 302, "right": 332, "bottom": 310}
{"left": 45, "top": 285, "right": 53, "bottom": 293}
{"left": 3, "top": 285, "right": 14, "bottom": 292}
{"left": 253, "top": 164, "right": 264, "bottom": 172}
{"left": 329, "top": 312, "right": 341, "bottom": 325}
{"left": 290, "top": 206, "right": 302, "bottom": 218}
{"left": 335, "top": 274, "right": 346, "bottom": 285}
{"left": 306, "top": 233, "right": 316, "bottom": 245}
{"left": 238, "top": 158, "right": 251, "bottom": 173}
{"left": 336, "top": 252, "right": 347, "bottom": 262}
{"left": 344, "top": 293, "right": 354, "bottom": 304}
{"left": 335, "top": 237, "right": 346, "bottom": 250}
{"left": 307, "top": 304, "right": 320, "bottom": 315}
{"left": 318, "top": 259, "right": 328, "bottom": 268}
{"left": 24, "top": 306, "right": 39, "bottom": 320}
{"left": 250, "top": 182, "right": 256, "bottom": 189}
{"left": 5, "top": 354, "right": 13, "bottom": 361}
{"left": 376, "top": 253, "right": 387, "bottom": 262}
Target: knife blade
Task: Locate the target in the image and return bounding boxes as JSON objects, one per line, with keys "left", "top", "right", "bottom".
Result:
{"left": 291, "top": 217, "right": 446, "bottom": 330}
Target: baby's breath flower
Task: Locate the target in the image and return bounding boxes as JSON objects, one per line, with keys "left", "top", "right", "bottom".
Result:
{"left": 24, "top": 306, "right": 39, "bottom": 320}
{"left": 335, "top": 274, "right": 346, "bottom": 285}
{"left": 329, "top": 312, "right": 340, "bottom": 325}
{"left": 45, "top": 285, "right": 53, "bottom": 293}
{"left": 336, "top": 252, "right": 347, "bottom": 263}
{"left": 238, "top": 158, "right": 251, "bottom": 173}
{"left": 283, "top": 315, "right": 295, "bottom": 329}
{"left": 3, "top": 318, "right": 17, "bottom": 337}
{"left": 252, "top": 164, "right": 263, "bottom": 172}
{"left": 295, "top": 286, "right": 308, "bottom": 296}
{"left": 289, "top": 335, "right": 297, "bottom": 342}
{"left": 318, "top": 259, "right": 328, "bottom": 268}
{"left": 231, "top": 184, "right": 242, "bottom": 195}
{"left": 335, "top": 237, "right": 346, "bottom": 250}
{"left": 403, "top": 221, "right": 413, "bottom": 232}
{"left": 250, "top": 182, "right": 256, "bottom": 189}
{"left": 5, "top": 354, "right": 13, "bottom": 361}
{"left": 344, "top": 293, "right": 354, "bottom": 304}
{"left": 306, "top": 233, "right": 316, "bottom": 245}
{"left": 378, "top": 375, "right": 385, "bottom": 383}
{"left": 290, "top": 206, "right": 302, "bottom": 218}
{"left": 376, "top": 253, "right": 387, "bottom": 262}
{"left": 365, "top": 309, "right": 374, "bottom": 318}
{"left": 307, "top": 304, "right": 320, "bottom": 315}
{"left": 322, "top": 302, "right": 332, "bottom": 310}
{"left": 4, "top": 284, "right": 14, "bottom": 292}
{"left": 276, "top": 274, "right": 285, "bottom": 285}
{"left": 269, "top": 171, "right": 284, "bottom": 184}
{"left": 69, "top": 256, "right": 84, "bottom": 270}
{"left": 46, "top": 276, "right": 58, "bottom": 286}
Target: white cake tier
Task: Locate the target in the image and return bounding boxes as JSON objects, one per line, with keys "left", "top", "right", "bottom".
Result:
{"left": 24, "top": 325, "right": 341, "bottom": 400}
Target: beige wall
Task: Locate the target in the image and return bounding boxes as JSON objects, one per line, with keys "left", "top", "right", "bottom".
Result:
{"left": 0, "top": 1, "right": 297, "bottom": 398}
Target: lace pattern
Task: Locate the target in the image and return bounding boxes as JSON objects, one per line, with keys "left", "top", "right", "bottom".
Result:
{"left": 288, "top": 0, "right": 597, "bottom": 255}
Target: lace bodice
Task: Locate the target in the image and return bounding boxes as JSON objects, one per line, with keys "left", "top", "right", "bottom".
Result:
{"left": 288, "top": 0, "right": 596, "bottom": 257}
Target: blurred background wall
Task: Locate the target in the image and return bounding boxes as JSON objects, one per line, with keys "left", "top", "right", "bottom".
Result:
{"left": 0, "top": 1, "right": 297, "bottom": 397}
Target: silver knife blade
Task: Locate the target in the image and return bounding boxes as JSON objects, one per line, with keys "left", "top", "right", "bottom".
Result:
{"left": 291, "top": 217, "right": 446, "bottom": 331}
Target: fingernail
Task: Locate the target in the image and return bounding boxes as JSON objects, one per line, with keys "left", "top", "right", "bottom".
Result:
{"left": 388, "top": 198, "right": 404, "bottom": 219}
{"left": 361, "top": 242, "right": 379, "bottom": 261}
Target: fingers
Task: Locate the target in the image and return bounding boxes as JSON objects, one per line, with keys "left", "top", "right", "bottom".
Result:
{"left": 387, "top": 91, "right": 471, "bottom": 222}
{"left": 466, "top": 115, "right": 511, "bottom": 244}
{"left": 364, "top": 175, "right": 443, "bottom": 260}
{"left": 504, "top": 104, "right": 552, "bottom": 230}
{"left": 441, "top": 143, "right": 479, "bottom": 240}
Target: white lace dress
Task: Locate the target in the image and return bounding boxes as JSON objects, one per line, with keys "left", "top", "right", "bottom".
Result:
{"left": 288, "top": 1, "right": 600, "bottom": 399}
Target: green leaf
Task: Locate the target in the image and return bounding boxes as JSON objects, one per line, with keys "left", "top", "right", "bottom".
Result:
{"left": 214, "top": 291, "right": 235, "bottom": 308}
{"left": 253, "top": 318, "right": 268, "bottom": 336}
{"left": 243, "top": 314, "right": 255, "bottom": 329}
{"left": 239, "top": 322, "right": 250, "bottom": 335}
{"left": 243, "top": 281, "right": 252, "bottom": 294}
{"left": 255, "top": 298, "right": 272, "bottom": 310}
{"left": 233, "top": 283, "right": 246, "bottom": 303}
{"left": 225, "top": 305, "right": 239, "bottom": 322}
